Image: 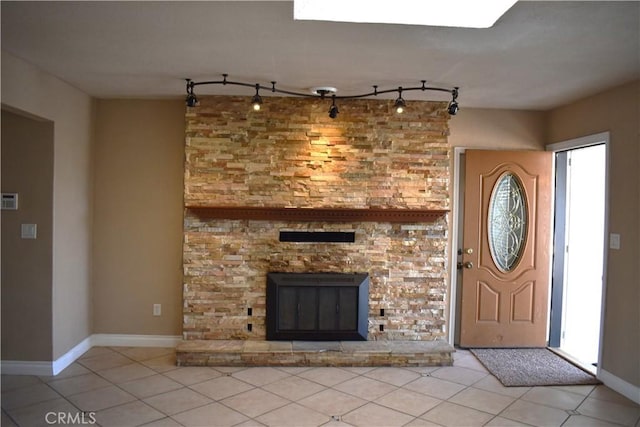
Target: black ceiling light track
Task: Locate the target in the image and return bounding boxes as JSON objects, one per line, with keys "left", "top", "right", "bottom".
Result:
{"left": 185, "top": 74, "right": 460, "bottom": 118}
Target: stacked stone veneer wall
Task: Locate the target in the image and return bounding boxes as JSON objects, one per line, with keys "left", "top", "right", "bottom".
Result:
{"left": 183, "top": 96, "right": 451, "bottom": 341}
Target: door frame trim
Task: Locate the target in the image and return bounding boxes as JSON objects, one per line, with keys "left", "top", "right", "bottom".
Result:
{"left": 546, "top": 131, "right": 610, "bottom": 377}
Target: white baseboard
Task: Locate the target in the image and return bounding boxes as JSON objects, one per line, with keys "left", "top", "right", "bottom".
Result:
{"left": 598, "top": 368, "right": 640, "bottom": 405}
{"left": 1, "top": 334, "right": 181, "bottom": 377}
{"left": 0, "top": 360, "right": 55, "bottom": 376}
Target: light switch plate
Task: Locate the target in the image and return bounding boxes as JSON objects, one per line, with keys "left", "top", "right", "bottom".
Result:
{"left": 609, "top": 233, "right": 621, "bottom": 250}
{"left": 21, "top": 224, "right": 37, "bottom": 239}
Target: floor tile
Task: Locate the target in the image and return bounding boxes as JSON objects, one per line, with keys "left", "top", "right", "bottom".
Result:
{"left": 471, "top": 375, "right": 530, "bottom": 398}
{"left": 5, "top": 397, "right": 79, "bottom": 427}
{"left": 119, "top": 374, "right": 183, "bottom": 399}
{"left": 163, "top": 367, "right": 222, "bottom": 386}
{"left": 589, "top": 385, "right": 639, "bottom": 406}
{"left": 421, "top": 401, "right": 494, "bottom": 426}
{"left": 1, "top": 411, "right": 18, "bottom": 427}
{"left": 577, "top": 396, "right": 640, "bottom": 426}
{"left": 255, "top": 402, "right": 330, "bottom": 427}
{"left": 0, "top": 382, "right": 60, "bottom": 410}
{"left": 232, "top": 367, "right": 291, "bottom": 387}
{"left": 79, "top": 346, "right": 117, "bottom": 360}
{"left": 341, "top": 402, "right": 415, "bottom": 426}
{"left": 141, "top": 354, "right": 179, "bottom": 373}
{"left": 297, "top": 367, "right": 358, "bottom": 387}
{"left": 99, "top": 362, "right": 157, "bottom": 383}
{"left": 448, "top": 387, "right": 515, "bottom": 415}
{"left": 113, "top": 347, "right": 175, "bottom": 362}
{"left": 68, "top": 385, "right": 137, "bottom": 412}
{"left": 563, "top": 414, "right": 625, "bottom": 426}
{"left": 47, "top": 372, "right": 111, "bottom": 396}
{"left": 333, "top": 376, "right": 397, "bottom": 401}
{"left": 374, "top": 388, "right": 441, "bottom": 417}
{"left": 404, "top": 376, "right": 466, "bottom": 400}
{"left": 139, "top": 417, "right": 184, "bottom": 427}
{"left": 551, "top": 384, "right": 596, "bottom": 397}
{"left": 77, "top": 352, "right": 134, "bottom": 371}
{"left": 500, "top": 399, "right": 569, "bottom": 427}
{"left": 297, "top": 389, "right": 367, "bottom": 416}
{"left": 39, "top": 363, "right": 91, "bottom": 382}
{"left": 221, "top": 388, "right": 289, "bottom": 417}
{"left": 172, "top": 402, "right": 248, "bottom": 427}
{"left": 521, "top": 386, "right": 585, "bottom": 410}
{"left": 189, "top": 376, "right": 254, "bottom": 400}
{"left": 429, "top": 366, "right": 487, "bottom": 386}
{"left": 363, "top": 367, "right": 421, "bottom": 386}
{"left": 404, "top": 419, "right": 442, "bottom": 427}
{"left": 95, "top": 400, "right": 165, "bottom": 426}
{"left": 453, "top": 354, "right": 490, "bottom": 373}
{"left": 484, "top": 416, "right": 531, "bottom": 426}
{"left": 262, "top": 375, "right": 325, "bottom": 401}
{"left": 340, "top": 367, "right": 376, "bottom": 375}
{"left": 276, "top": 366, "right": 312, "bottom": 375}
{"left": 0, "top": 375, "right": 42, "bottom": 392}
{"left": 143, "top": 387, "right": 212, "bottom": 415}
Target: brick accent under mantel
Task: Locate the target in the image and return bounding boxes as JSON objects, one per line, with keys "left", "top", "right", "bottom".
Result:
{"left": 183, "top": 95, "right": 452, "bottom": 345}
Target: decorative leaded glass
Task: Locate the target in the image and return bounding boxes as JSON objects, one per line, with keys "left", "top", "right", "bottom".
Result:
{"left": 488, "top": 172, "right": 527, "bottom": 272}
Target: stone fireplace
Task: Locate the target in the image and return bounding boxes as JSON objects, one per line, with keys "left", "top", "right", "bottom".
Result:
{"left": 182, "top": 95, "right": 451, "bottom": 346}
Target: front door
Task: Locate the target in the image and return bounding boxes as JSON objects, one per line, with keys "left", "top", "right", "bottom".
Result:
{"left": 459, "top": 150, "right": 553, "bottom": 347}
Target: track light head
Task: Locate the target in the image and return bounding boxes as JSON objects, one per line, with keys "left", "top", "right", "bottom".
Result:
{"left": 447, "top": 87, "right": 459, "bottom": 115}
{"left": 185, "top": 79, "right": 199, "bottom": 107}
{"left": 251, "top": 84, "right": 263, "bottom": 111}
{"left": 394, "top": 88, "right": 406, "bottom": 114}
{"left": 328, "top": 96, "right": 339, "bottom": 119}
{"left": 447, "top": 101, "right": 459, "bottom": 115}
{"left": 186, "top": 93, "right": 199, "bottom": 107}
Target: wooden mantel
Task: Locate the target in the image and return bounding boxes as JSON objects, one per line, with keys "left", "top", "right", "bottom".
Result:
{"left": 185, "top": 206, "right": 449, "bottom": 223}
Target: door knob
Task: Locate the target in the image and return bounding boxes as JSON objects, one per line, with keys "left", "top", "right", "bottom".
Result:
{"left": 463, "top": 261, "right": 473, "bottom": 269}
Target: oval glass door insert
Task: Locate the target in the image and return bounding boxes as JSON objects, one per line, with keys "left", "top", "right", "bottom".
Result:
{"left": 488, "top": 172, "right": 528, "bottom": 272}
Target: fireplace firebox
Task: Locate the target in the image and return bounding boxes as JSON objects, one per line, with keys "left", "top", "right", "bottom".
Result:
{"left": 266, "top": 272, "right": 369, "bottom": 341}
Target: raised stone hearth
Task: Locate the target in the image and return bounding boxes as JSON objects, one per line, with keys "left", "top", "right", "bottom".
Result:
{"left": 176, "top": 339, "right": 455, "bottom": 367}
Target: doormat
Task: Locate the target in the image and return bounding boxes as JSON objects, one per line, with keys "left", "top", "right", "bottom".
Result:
{"left": 469, "top": 348, "right": 601, "bottom": 387}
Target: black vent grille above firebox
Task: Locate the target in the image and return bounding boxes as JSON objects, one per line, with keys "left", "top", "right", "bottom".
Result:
{"left": 266, "top": 272, "right": 369, "bottom": 341}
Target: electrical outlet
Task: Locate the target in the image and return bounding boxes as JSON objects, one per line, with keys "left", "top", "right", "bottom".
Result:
{"left": 153, "top": 304, "right": 162, "bottom": 316}
{"left": 609, "top": 233, "right": 621, "bottom": 250}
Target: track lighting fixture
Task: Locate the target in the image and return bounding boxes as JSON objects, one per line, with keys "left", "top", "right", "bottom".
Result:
{"left": 394, "top": 87, "right": 406, "bottom": 114}
{"left": 185, "top": 79, "right": 199, "bottom": 107}
{"left": 251, "top": 84, "right": 263, "bottom": 111}
{"left": 185, "top": 76, "right": 460, "bottom": 116}
{"left": 328, "top": 96, "right": 339, "bottom": 119}
{"left": 447, "top": 87, "right": 459, "bottom": 115}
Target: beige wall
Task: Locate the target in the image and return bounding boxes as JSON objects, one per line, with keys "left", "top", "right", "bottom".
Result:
{"left": 92, "top": 100, "right": 184, "bottom": 335}
{"left": 548, "top": 80, "right": 640, "bottom": 387}
{"left": 1, "top": 110, "right": 54, "bottom": 361}
{"left": 1, "top": 50, "right": 94, "bottom": 359}
{"left": 449, "top": 108, "right": 547, "bottom": 150}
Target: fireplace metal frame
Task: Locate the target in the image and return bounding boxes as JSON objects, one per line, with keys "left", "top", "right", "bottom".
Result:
{"left": 266, "top": 272, "right": 369, "bottom": 341}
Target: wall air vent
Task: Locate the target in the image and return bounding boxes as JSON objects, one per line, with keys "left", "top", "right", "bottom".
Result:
{"left": 1, "top": 193, "right": 18, "bottom": 210}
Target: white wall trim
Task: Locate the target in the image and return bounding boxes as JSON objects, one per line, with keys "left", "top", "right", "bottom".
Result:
{"left": 52, "top": 335, "right": 93, "bottom": 375}
{"left": 1, "top": 334, "right": 182, "bottom": 376}
{"left": 0, "top": 360, "right": 54, "bottom": 376}
{"left": 598, "top": 369, "right": 640, "bottom": 405}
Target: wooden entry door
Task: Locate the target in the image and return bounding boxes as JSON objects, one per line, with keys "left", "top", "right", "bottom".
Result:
{"left": 459, "top": 150, "right": 553, "bottom": 347}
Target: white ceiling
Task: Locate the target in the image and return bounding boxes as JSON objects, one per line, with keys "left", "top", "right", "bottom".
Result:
{"left": 1, "top": 1, "right": 639, "bottom": 110}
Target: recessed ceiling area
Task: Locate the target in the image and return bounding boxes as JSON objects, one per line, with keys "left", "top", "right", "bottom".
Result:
{"left": 1, "top": 1, "right": 638, "bottom": 110}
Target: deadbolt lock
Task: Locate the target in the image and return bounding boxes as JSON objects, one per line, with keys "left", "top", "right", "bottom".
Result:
{"left": 464, "top": 248, "right": 474, "bottom": 254}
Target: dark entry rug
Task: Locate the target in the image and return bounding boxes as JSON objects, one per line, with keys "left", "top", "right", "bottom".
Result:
{"left": 470, "top": 348, "right": 601, "bottom": 387}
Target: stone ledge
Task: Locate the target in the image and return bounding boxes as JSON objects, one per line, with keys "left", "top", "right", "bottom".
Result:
{"left": 176, "top": 340, "right": 454, "bottom": 367}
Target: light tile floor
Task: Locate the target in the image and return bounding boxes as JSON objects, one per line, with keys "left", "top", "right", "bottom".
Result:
{"left": 2, "top": 347, "right": 639, "bottom": 427}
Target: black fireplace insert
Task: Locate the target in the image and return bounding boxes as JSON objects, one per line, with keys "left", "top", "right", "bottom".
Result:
{"left": 266, "top": 272, "right": 369, "bottom": 341}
